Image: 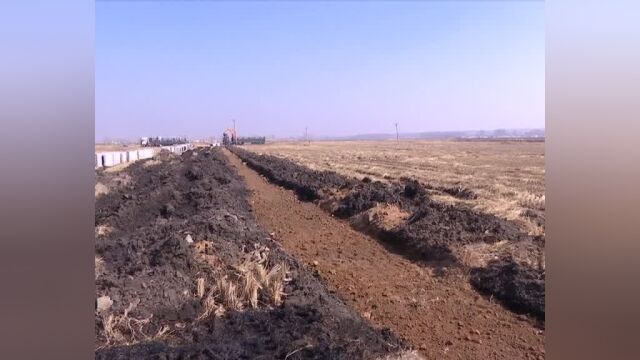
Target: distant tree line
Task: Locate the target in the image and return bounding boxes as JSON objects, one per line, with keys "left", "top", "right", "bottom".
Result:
{"left": 141, "top": 137, "right": 188, "bottom": 147}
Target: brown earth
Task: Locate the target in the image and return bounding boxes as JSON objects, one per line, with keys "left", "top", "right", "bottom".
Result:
{"left": 225, "top": 149, "right": 545, "bottom": 360}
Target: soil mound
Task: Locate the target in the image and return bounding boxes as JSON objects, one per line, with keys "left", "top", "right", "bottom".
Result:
{"left": 95, "top": 148, "right": 404, "bottom": 358}
{"left": 232, "top": 147, "right": 353, "bottom": 201}
{"left": 391, "top": 201, "right": 527, "bottom": 259}
{"left": 437, "top": 185, "right": 478, "bottom": 199}
{"left": 470, "top": 258, "right": 545, "bottom": 321}
{"left": 229, "top": 146, "right": 529, "bottom": 256}
{"left": 334, "top": 180, "right": 418, "bottom": 218}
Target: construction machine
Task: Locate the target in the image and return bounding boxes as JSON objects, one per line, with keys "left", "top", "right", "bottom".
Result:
{"left": 222, "top": 128, "right": 237, "bottom": 145}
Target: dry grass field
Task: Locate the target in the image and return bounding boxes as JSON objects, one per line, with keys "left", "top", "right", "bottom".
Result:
{"left": 241, "top": 140, "right": 545, "bottom": 236}
{"left": 95, "top": 143, "right": 141, "bottom": 152}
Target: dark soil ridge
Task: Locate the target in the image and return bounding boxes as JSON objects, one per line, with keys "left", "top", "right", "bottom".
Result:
{"left": 228, "top": 146, "right": 545, "bottom": 321}
{"left": 471, "top": 258, "right": 545, "bottom": 322}
{"left": 95, "top": 148, "right": 404, "bottom": 359}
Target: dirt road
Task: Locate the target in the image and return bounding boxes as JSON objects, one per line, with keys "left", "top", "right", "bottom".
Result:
{"left": 225, "top": 149, "right": 544, "bottom": 360}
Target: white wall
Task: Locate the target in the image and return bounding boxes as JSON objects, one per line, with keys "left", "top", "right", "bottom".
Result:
{"left": 127, "top": 150, "right": 138, "bottom": 162}
{"left": 96, "top": 144, "right": 192, "bottom": 168}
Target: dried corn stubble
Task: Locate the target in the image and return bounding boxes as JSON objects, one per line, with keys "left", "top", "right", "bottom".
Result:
{"left": 217, "top": 277, "right": 243, "bottom": 311}
{"left": 95, "top": 256, "right": 105, "bottom": 279}
{"left": 198, "top": 288, "right": 226, "bottom": 321}
{"left": 196, "top": 277, "right": 205, "bottom": 298}
{"left": 265, "top": 263, "right": 289, "bottom": 306}
{"left": 196, "top": 244, "right": 291, "bottom": 321}
{"left": 237, "top": 254, "right": 269, "bottom": 307}
{"left": 100, "top": 299, "right": 153, "bottom": 347}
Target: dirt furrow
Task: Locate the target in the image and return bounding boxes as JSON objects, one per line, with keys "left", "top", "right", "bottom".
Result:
{"left": 225, "top": 149, "right": 545, "bottom": 360}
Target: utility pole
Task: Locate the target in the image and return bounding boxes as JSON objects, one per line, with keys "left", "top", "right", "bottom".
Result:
{"left": 232, "top": 119, "right": 237, "bottom": 145}
{"left": 305, "top": 126, "right": 308, "bottom": 145}
{"left": 394, "top": 122, "right": 399, "bottom": 143}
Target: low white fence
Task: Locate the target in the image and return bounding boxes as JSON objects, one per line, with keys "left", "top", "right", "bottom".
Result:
{"left": 95, "top": 143, "right": 194, "bottom": 168}
{"left": 160, "top": 143, "right": 193, "bottom": 155}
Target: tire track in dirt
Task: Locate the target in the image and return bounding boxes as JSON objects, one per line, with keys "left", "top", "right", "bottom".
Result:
{"left": 224, "top": 149, "right": 544, "bottom": 360}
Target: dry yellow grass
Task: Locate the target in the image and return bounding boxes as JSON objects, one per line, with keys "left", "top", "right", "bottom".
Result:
{"left": 195, "top": 244, "right": 290, "bottom": 322}
{"left": 377, "top": 350, "right": 426, "bottom": 360}
{"left": 242, "top": 140, "right": 545, "bottom": 235}
{"left": 100, "top": 299, "right": 154, "bottom": 347}
{"left": 216, "top": 278, "right": 243, "bottom": 311}
{"left": 95, "top": 182, "right": 109, "bottom": 197}
{"left": 198, "top": 290, "right": 226, "bottom": 320}
{"left": 238, "top": 261, "right": 267, "bottom": 308}
{"left": 95, "top": 144, "right": 140, "bottom": 152}
{"left": 95, "top": 256, "right": 105, "bottom": 279}
{"left": 196, "top": 277, "right": 205, "bottom": 298}
{"left": 95, "top": 225, "right": 113, "bottom": 239}
{"left": 265, "top": 263, "right": 288, "bottom": 306}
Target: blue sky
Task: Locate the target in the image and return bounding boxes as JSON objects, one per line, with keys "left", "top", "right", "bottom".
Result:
{"left": 96, "top": 1, "right": 544, "bottom": 140}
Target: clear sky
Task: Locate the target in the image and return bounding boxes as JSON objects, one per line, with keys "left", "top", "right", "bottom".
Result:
{"left": 96, "top": 1, "right": 544, "bottom": 140}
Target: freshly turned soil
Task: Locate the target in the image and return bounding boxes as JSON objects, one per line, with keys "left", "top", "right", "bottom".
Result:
{"left": 228, "top": 146, "right": 544, "bottom": 319}
{"left": 95, "top": 148, "right": 404, "bottom": 359}
{"left": 225, "top": 149, "right": 545, "bottom": 360}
